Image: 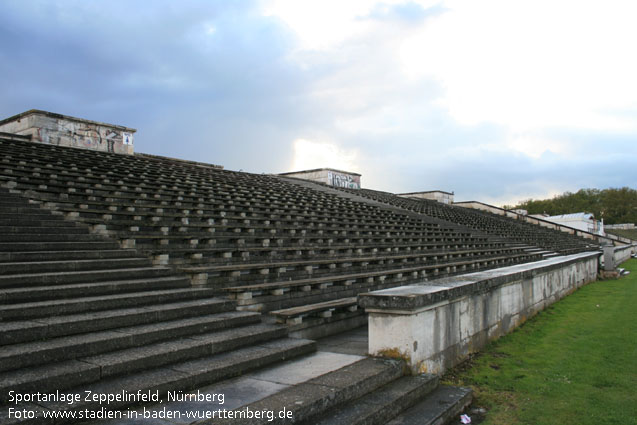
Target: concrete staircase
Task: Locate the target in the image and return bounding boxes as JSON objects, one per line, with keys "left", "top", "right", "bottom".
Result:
{"left": 0, "top": 187, "right": 473, "bottom": 425}
{"left": 195, "top": 356, "right": 472, "bottom": 425}
{"left": 0, "top": 187, "right": 315, "bottom": 424}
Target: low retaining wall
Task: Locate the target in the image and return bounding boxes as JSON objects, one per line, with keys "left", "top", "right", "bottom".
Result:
{"left": 358, "top": 252, "right": 599, "bottom": 375}
{"left": 613, "top": 244, "right": 634, "bottom": 265}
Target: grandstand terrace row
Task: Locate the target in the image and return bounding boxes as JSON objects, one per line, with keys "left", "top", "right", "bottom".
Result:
{"left": 0, "top": 137, "right": 554, "bottom": 319}
{"left": 338, "top": 187, "right": 598, "bottom": 256}
{"left": 0, "top": 134, "right": 601, "bottom": 424}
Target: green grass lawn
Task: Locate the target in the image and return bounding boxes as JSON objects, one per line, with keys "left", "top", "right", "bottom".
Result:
{"left": 442, "top": 259, "right": 637, "bottom": 425}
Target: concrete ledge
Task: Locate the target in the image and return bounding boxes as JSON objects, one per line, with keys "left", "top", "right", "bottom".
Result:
{"left": 359, "top": 252, "right": 599, "bottom": 374}
{"left": 613, "top": 244, "right": 634, "bottom": 265}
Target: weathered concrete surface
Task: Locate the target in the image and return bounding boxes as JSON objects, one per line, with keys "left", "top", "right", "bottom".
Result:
{"left": 0, "top": 110, "right": 135, "bottom": 154}
{"left": 603, "top": 243, "right": 634, "bottom": 271}
{"left": 398, "top": 190, "right": 454, "bottom": 204}
{"left": 360, "top": 252, "right": 599, "bottom": 374}
{"left": 613, "top": 244, "right": 634, "bottom": 265}
{"left": 455, "top": 200, "right": 633, "bottom": 246}
{"left": 278, "top": 168, "right": 361, "bottom": 189}
{"left": 386, "top": 385, "right": 472, "bottom": 425}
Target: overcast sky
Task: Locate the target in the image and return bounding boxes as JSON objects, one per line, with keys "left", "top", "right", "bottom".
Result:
{"left": 1, "top": 0, "right": 635, "bottom": 205}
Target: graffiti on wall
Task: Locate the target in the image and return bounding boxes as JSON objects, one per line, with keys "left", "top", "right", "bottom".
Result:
{"left": 37, "top": 119, "right": 134, "bottom": 154}
{"left": 327, "top": 171, "right": 360, "bottom": 189}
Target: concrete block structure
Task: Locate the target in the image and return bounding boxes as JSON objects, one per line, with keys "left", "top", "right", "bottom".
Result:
{"left": 0, "top": 109, "right": 136, "bottom": 155}
{"left": 279, "top": 168, "right": 361, "bottom": 189}
{"left": 399, "top": 190, "right": 454, "bottom": 204}
{"left": 360, "top": 252, "right": 599, "bottom": 374}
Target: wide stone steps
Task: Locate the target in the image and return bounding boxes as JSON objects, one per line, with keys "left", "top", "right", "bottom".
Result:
{"left": 0, "top": 286, "right": 216, "bottom": 320}
{"left": 0, "top": 297, "right": 237, "bottom": 346}
{"left": 0, "top": 257, "right": 151, "bottom": 274}
{"left": 386, "top": 385, "right": 473, "bottom": 425}
{"left": 1, "top": 240, "right": 121, "bottom": 252}
{"left": 0, "top": 233, "right": 113, "bottom": 242}
{"left": 312, "top": 374, "right": 439, "bottom": 425}
{"left": 210, "top": 357, "right": 406, "bottom": 425}
{"left": 0, "top": 265, "right": 176, "bottom": 288}
{"left": 199, "top": 356, "right": 471, "bottom": 425}
{"left": 0, "top": 322, "right": 289, "bottom": 402}
{"left": 80, "top": 322, "right": 287, "bottom": 380}
{"left": 0, "top": 337, "right": 316, "bottom": 425}
{"left": 0, "top": 325, "right": 304, "bottom": 403}
{"left": 0, "top": 311, "right": 261, "bottom": 372}
{"left": 0, "top": 223, "right": 86, "bottom": 234}
{"left": 0, "top": 248, "right": 142, "bottom": 263}
{"left": 0, "top": 206, "right": 70, "bottom": 215}
{"left": 0, "top": 274, "right": 192, "bottom": 303}
{"left": 0, "top": 212, "right": 63, "bottom": 221}
{"left": 0, "top": 218, "right": 79, "bottom": 227}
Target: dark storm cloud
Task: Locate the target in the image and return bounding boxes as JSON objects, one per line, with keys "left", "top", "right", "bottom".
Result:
{"left": 0, "top": 0, "right": 323, "bottom": 172}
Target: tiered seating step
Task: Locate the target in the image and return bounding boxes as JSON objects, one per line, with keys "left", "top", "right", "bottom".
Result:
{"left": 271, "top": 297, "right": 358, "bottom": 325}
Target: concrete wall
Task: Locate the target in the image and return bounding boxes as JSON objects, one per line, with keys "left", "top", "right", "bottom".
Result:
{"left": 359, "top": 252, "right": 600, "bottom": 375}
{"left": 279, "top": 168, "right": 361, "bottom": 189}
{"left": 0, "top": 110, "right": 136, "bottom": 155}
{"left": 614, "top": 244, "right": 634, "bottom": 265}
{"left": 606, "top": 223, "right": 635, "bottom": 230}
{"left": 399, "top": 191, "right": 454, "bottom": 204}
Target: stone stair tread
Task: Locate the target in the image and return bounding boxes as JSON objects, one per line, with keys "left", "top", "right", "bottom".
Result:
{"left": 312, "top": 374, "right": 439, "bottom": 425}
{"left": 41, "top": 297, "right": 233, "bottom": 326}
{"left": 0, "top": 258, "right": 146, "bottom": 267}
{"left": 206, "top": 357, "right": 405, "bottom": 425}
{"left": 111, "top": 310, "right": 260, "bottom": 339}
{"left": 0, "top": 265, "right": 171, "bottom": 281}
{"left": 0, "top": 257, "right": 150, "bottom": 273}
{"left": 0, "top": 241, "right": 120, "bottom": 251}
{"left": 0, "top": 233, "right": 108, "bottom": 242}
{"left": 0, "top": 360, "right": 100, "bottom": 401}
{"left": 0, "top": 249, "right": 139, "bottom": 262}
{"left": 0, "top": 311, "right": 261, "bottom": 371}
{"left": 80, "top": 323, "right": 287, "bottom": 378}
{"left": 0, "top": 287, "right": 216, "bottom": 318}
{"left": 0, "top": 337, "right": 316, "bottom": 415}
{"left": 0, "top": 274, "right": 190, "bottom": 302}
{"left": 385, "top": 385, "right": 473, "bottom": 425}
{"left": 0, "top": 297, "right": 236, "bottom": 345}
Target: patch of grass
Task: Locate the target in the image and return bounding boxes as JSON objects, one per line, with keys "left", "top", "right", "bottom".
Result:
{"left": 442, "top": 259, "right": 637, "bottom": 425}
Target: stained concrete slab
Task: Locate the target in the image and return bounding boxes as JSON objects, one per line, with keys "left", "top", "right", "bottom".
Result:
{"left": 315, "top": 325, "right": 368, "bottom": 356}
{"left": 248, "top": 351, "right": 364, "bottom": 385}
{"left": 95, "top": 349, "right": 363, "bottom": 425}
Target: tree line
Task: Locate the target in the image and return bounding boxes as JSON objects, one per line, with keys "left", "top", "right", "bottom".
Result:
{"left": 504, "top": 187, "right": 637, "bottom": 225}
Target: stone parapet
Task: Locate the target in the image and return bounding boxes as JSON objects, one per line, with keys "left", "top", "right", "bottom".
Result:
{"left": 0, "top": 109, "right": 136, "bottom": 155}
{"left": 359, "top": 251, "right": 600, "bottom": 374}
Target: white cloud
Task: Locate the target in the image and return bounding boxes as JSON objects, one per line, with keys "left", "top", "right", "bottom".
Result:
{"left": 263, "top": 0, "right": 374, "bottom": 50}
{"left": 400, "top": 0, "right": 637, "bottom": 133}
{"left": 290, "top": 138, "right": 360, "bottom": 172}
{"left": 263, "top": 0, "right": 440, "bottom": 50}
{"left": 505, "top": 134, "right": 569, "bottom": 159}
